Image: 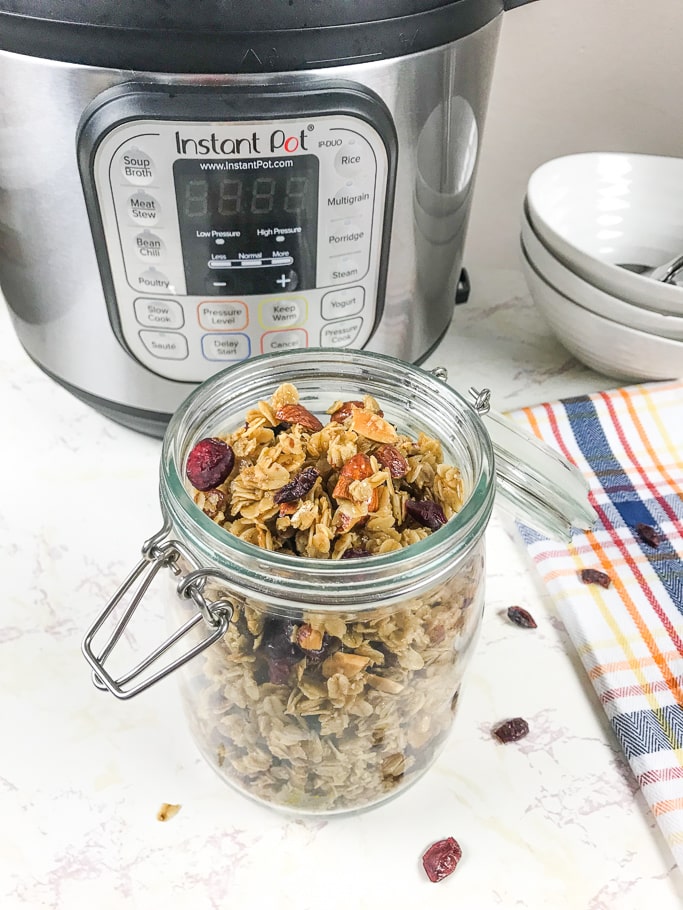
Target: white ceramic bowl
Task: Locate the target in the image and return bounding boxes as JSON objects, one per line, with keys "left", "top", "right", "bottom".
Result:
{"left": 521, "top": 205, "right": 683, "bottom": 341}
{"left": 520, "top": 246, "right": 683, "bottom": 381}
{"left": 526, "top": 152, "right": 683, "bottom": 316}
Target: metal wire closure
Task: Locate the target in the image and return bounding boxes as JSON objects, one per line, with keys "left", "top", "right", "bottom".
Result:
{"left": 468, "top": 387, "right": 491, "bottom": 416}
{"left": 81, "top": 522, "right": 234, "bottom": 700}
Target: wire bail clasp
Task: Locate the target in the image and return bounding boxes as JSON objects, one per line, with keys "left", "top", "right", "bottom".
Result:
{"left": 81, "top": 522, "right": 234, "bottom": 700}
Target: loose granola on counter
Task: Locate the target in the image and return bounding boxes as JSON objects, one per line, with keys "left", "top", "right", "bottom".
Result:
{"left": 186, "top": 382, "right": 465, "bottom": 556}
{"left": 178, "top": 384, "right": 480, "bottom": 812}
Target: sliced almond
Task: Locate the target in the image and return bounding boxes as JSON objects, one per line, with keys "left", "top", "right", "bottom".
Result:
{"left": 350, "top": 409, "right": 397, "bottom": 444}
{"left": 321, "top": 651, "right": 371, "bottom": 679}
{"left": 296, "top": 623, "right": 324, "bottom": 652}
{"left": 366, "top": 675, "right": 405, "bottom": 694}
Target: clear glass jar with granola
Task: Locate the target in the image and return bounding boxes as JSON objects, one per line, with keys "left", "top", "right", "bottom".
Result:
{"left": 153, "top": 349, "right": 495, "bottom": 814}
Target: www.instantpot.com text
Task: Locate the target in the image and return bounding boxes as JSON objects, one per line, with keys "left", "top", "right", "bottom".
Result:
{"left": 198, "top": 159, "right": 295, "bottom": 171}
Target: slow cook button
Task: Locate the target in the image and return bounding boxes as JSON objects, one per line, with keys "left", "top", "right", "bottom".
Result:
{"left": 198, "top": 300, "right": 248, "bottom": 331}
{"left": 127, "top": 190, "right": 161, "bottom": 225}
{"left": 202, "top": 333, "right": 251, "bottom": 361}
{"left": 319, "top": 317, "right": 363, "bottom": 347}
{"left": 119, "top": 147, "right": 156, "bottom": 185}
{"left": 261, "top": 329, "right": 308, "bottom": 353}
{"left": 134, "top": 297, "right": 184, "bottom": 329}
{"left": 259, "top": 297, "right": 307, "bottom": 328}
{"left": 138, "top": 330, "right": 188, "bottom": 360}
{"left": 134, "top": 230, "right": 166, "bottom": 261}
{"left": 321, "top": 286, "right": 365, "bottom": 320}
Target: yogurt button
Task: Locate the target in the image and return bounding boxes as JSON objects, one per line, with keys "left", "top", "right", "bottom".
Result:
{"left": 120, "top": 147, "right": 155, "bottom": 185}
{"left": 321, "top": 286, "right": 364, "bottom": 320}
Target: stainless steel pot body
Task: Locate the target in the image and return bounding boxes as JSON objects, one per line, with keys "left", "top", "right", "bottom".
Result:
{"left": 0, "top": 17, "right": 501, "bottom": 433}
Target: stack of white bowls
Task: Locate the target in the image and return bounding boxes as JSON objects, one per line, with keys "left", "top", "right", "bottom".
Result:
{"left": 521, "top": 152, "right": 683, "bottom": 381}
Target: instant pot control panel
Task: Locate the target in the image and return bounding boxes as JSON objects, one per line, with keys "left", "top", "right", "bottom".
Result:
{"left": 78, "top": 86, "right": 396, "bottom": 383}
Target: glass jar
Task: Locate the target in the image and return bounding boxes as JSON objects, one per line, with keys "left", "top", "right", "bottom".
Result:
{"left": 82, "top": 349, "right": 594, "bottom": 815}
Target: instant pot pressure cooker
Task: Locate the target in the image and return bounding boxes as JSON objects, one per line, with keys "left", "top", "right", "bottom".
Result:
{"left": 0, "top": 0, "right": 536, "bottom": 435}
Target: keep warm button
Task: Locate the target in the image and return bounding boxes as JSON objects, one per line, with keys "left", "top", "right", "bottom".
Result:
{"left": 320, "top": 317, "right": 363, "bottom": 348}
{"left": 259, "top": 296, "right": 307, "bottom": 328}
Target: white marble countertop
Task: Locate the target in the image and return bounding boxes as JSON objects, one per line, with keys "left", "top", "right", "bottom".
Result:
{"left": 2, "top": 269, "right": 682, "bottom": 909}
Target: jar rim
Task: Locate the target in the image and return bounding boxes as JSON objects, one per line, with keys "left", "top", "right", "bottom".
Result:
{"left": 159, "top": 348, "right": 495, "bottom": 609}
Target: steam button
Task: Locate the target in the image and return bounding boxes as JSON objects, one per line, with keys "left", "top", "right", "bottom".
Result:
{"left": 127, "top": 191, "right": 161, "bottom": 225}
{"left": 120, "top": 147, "right": 156, "bottom": 185}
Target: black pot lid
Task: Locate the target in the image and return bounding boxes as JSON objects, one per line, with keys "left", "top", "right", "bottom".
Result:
{"left": 0, "top": 0, "right": 514, "bottom": 73}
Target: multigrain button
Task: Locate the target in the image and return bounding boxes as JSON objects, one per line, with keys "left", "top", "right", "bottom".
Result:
{"left": 321, "top": 287, "right": 365, "bottom": 320}
{"left": 202, "top": 333, "right": 251, "bottom": 361}
{"left": 120, "top": 147, "right": 155, "bottom": 185}
{"left": 320, "top": 317, "right": 363, "bottom": 347}
{"left": 139, "top": 330, "right": 188, "bottom": 360}
{"left": 198, "top": 300, "right": 248, "bottom": 331}
{"left": 259, "top": 297, "right": 307, "bottom": 328}
{"left": 134, "top": 298, "right": 184, "bottom": 329}
{"left": 326, "top": 184, "right": 372, "bottom": 217}
{"left": 134, "top": 230, "right": 166, "bottom": 261}
{"left": 127, "top": 191, "right": 161, "bottom": 225}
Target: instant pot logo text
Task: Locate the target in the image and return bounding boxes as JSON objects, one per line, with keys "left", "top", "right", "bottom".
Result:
{"left": 174, "top": 128, "right": 309, "bottom": 156}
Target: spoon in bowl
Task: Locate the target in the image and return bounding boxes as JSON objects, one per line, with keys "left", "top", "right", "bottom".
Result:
{"left": 619, "top": 252, "right": 683, "bottom": 283}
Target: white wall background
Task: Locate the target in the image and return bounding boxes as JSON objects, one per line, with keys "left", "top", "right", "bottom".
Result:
{"left": 466, "top": 0, "right": 683, "bottom": 270}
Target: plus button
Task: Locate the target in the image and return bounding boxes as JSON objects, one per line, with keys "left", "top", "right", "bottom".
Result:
{"left": 276, "top": 273, "right": 291, "bottom": 288}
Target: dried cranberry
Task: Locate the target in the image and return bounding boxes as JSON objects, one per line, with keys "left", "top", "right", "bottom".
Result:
{"left": 635, "top": 523, "right": 662, "bottom": 548}
{"left": 579, "top": 568, "right": 611, "bottom": 589}
{"left": 405, "top": 499, "right": 447, "bottom": 531}
{"left": 259, "top": 617, "right": 305, "bottom": 683}
{"left": 341, "top": 548, "right": 373, "bottom": 559}
{"left": 492, "top": 717, "right": 529, "bottom": 743}
{"left": 273, "top": 467, "right": 319, "bottom": 504}
{"left": 186, "top": 437, "right": 235, "bottom": 491}
{"left": 506, "top": 606, "right": 537, "bottom": 629}
{"left": 422, "top": 837, "right": 462, "bottom": 883}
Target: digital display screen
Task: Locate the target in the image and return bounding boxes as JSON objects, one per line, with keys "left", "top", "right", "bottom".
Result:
{"left": 173, "top": 155, "right": 319, "bottom": 296}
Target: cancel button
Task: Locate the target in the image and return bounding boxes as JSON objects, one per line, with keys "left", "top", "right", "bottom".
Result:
{"left": 321, "top": 286, "right": 365, "bottom": 320}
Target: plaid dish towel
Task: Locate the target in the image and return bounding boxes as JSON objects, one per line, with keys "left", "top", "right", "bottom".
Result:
{"left": 510, "top": 380, "right": 683, "bottom": 865}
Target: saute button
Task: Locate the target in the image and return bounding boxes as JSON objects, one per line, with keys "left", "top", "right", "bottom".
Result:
{"left": 139, "top": 330, "right": 188, "bottom": 360}
{"left": 127, "top": 191, "right": 161, "bottom": 225}
{"left": 321, "top": 286, "right": 364, "bottom": 320}
{"left": 320, "top": 317, "right": 363, "bottom": 347}
{"left": 134, "top": 298, "right": 184, "bottom": 329}
{"left": 261, "top": 329, "right": 308, "bottom": 353}
{"left": 119, "top": 147, "right": 156, "bottom": 185}
{"left": 201, "top": 333, "right": 251, "bottom": 361}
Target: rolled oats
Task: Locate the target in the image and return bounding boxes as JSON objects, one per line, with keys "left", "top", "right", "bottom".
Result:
{"left": 179, "top": 383, "right": 482, "bottom": 812}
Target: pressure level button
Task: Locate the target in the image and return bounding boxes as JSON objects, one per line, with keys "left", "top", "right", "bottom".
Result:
{"left": 127, "top": 191, "right": 161, "bottom": 225}
{"left": 120, "top": 147, "right": 155, "bottom": 185}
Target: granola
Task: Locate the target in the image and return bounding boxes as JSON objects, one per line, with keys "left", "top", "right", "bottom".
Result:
{"left": 177, "top": 385, "right": 483, "bottom": 812}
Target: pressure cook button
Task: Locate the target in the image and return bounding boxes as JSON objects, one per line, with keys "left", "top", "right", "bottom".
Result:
{"left": 201, "top": 333, "right": 251, "bottom": 361}
{"left": 134, "top": 298, "right": 184, "bottom": 329}
{"left": 321, "top": 286, "right": 365, "bottom": 320}
{"left": 134, "top": 230, "right": 166, "bottom": 261}
{"left": 261, "top": 329, "right": 308, "bottom": 353}
{"left": 198, "top": 300, "right": 248, "bottom": 331}
{"left": 136, "top": 267, "right": 174, "bottom": 293}
{"left": 127, "top": 191, "right": 161, "bottom": 225}
{"left": 334, "top": 141, "right": 371, "bottom": 178}
{"left": 138, "top": 330, "right": 188, "bottom": 360}
{"left": 119, "top": 147, "right": 155, "bottom": 185}
{"left": 259, "top": 297, "right": 307, "bottom": 328}
{"left": 320, "top": 317, "right": 363, "bottom": 348}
